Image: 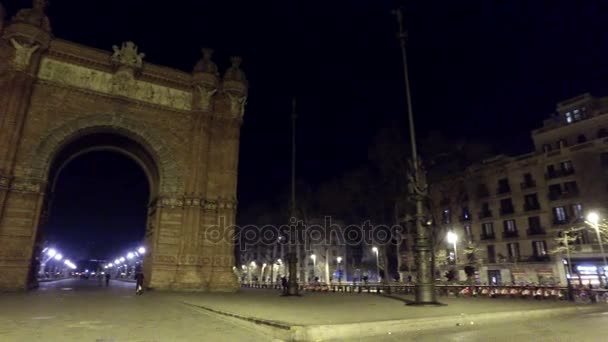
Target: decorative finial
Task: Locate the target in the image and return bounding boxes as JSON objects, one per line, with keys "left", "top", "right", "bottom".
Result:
{"left": 33, "top": 0, "right": 48, "bottom": 12}
{"left": 230, "top": 56, "right": 242, "bottom": 68}
{"left": 193, "top": 48, "right": 218, "bottom": 75}
{"left": 202, "top": 48, "right": 214, "bottom": 60}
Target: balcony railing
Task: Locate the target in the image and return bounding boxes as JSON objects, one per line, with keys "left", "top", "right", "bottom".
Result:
{"left": 500, "top": 207, "right": 515, "bottom": 216}
{"left": 548, "top": 189, "right": 580, "bottom": 201}
{"left": 545, "top": 169, "right": 576, "bottom": 180}
{"left": 478, "top": 210, "right": 492, "bottom": 219}
{"left": 502, "top": 230, "right": 519, "bottom": 239}
{"left": 526, "top": 227, "right": 546, "bottom": 236}
{"left": 524, "top": 203, "right": 540, "bottom": 211}
{"left": 520, "top": 181, "right": 536, "bottom": 190}
{"left": 497, "top": 185, "right": 511, "bottom": 195}
{"left": 480, "top": 232, "right": 496, "bottom": 240}
{"left": 553, "top": 219, "right": 570, "bottom": 226}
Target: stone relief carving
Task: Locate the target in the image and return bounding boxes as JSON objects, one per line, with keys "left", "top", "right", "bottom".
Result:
{"left": 11, "top": 178, "right": 43, "bottom": 193}
{"left": 195, "top": 85, "right": 217, "bottom": 112}
{"left": 111, "top": 41, "right": 145, "bottom": 70}
{"left": 10, "top": 38, "right": 39, "bottom": 71}
{"left": 226, "top": 93, "right": 247, "bottom": 118}
{"left": 37, "top": 58, "right": 192, "bottom": 110}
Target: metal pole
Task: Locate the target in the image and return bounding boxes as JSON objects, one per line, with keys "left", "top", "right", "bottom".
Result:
{"left": 594, "top": 224, "right": 607, "bottom": 286}
{"left": 453, "top": 241, "right": 458, "bottom": 265}
{"left": 393, "top": 8, "right": 439, "bottom": 305}
{"left": 286, "top": 96, "right": 299, "bottom": 296}
{"left": 375, "top": 251, "right": 380, "bottom": 283}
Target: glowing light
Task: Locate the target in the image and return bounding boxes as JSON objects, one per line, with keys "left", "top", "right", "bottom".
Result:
{"left": 114, "top": 259, "right": 120, "bottom": 264}
{"left": 54, "top": 254, "right": 63, "bottom": 261}
{"left": 47, "top": 249, "right": 57, "bottom": 257}
{"left": 310, "top": 254, "right": 316, "bottom": 261}
{"left": 138, "top": 247, "right": 146, "bottom": 254}
{"left": 120, "top": 257, "right": 125, "bottom": 262}
{"left": 447, "top": 231, "right": 458, "bottom": 244}
{"left": 587, "top": 212, "right": 600, "bottom": 226}
{"left": 337, "top": 256, "right": 342, "bottom": 263}
{"left": 372, "top": 247, "right": 378, "bottom": 253}
{"left": 127, "top": 252, "right": 134, "bottom": 259}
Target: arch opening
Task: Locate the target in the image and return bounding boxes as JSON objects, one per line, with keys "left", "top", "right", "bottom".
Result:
{"left": 32, "top": 131, "right": 160, "bottom": 288}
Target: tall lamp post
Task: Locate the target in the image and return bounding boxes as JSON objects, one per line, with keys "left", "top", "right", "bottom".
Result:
{"left": 586, "top": 212, "right": 608, "bottom": 285}
{"left": 285, "top": 97, "right": 300, "bottom": 296}
{"left": 311, "top": 254, "right": 316, "bottom": 280}
{"left": 372, "top": 247, "right": 380, "bottom": 282}
{"left": 393, "top": 8, "right": 440, "bottom": 305}
{"left": 447, "top": 232, "right": 458, "bottom": 264}
{"left": 337, "top": 256, "right": 343, "bottom": 283}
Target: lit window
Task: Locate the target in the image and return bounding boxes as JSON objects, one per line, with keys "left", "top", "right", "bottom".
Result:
{"left": 553, "top": 207, "right": 567, "bottom": 222}
{"left": 565, "top": 112, "right": 573, "bottom": 124}
{"left": 572, "top": 204, "right": 583, "bottom": 219}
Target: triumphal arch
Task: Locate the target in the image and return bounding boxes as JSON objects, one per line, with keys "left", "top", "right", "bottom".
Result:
{"left": 0, "top": 1, "right": 245, "bottom": 291}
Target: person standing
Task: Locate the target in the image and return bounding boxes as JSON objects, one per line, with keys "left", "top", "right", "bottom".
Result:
{"left": 105, "top": 272, "right": 111, "bottom": 286}
{"left": 135, "top": 272, "right": 144, "bottom": 295}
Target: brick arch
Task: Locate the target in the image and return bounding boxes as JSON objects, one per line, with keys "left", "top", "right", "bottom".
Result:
{"left": 24, "top": 113, "right": 184, "bottom": 195}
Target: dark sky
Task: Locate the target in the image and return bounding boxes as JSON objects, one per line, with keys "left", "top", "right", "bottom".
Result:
{"left": 6, "top": 0, "right": 606, "bottom": 258}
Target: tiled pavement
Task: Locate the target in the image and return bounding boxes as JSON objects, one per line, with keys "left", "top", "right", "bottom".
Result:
{"left": 0, "top": 279, "right": 272, "bottom": 342}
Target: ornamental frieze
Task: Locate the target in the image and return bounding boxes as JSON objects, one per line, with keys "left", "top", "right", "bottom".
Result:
{"left": 10, "top": 178, "right": 44, "bottom": 193}
{"left": 154, "top": 196, "right": 236, "bottom": 210}
{"left": 37, "top": 57, "right": 192, "bottom": 110}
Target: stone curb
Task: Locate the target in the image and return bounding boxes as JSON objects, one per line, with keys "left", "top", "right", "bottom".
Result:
{"left": 181, "top": 300, "right": 605, "bottom": 341}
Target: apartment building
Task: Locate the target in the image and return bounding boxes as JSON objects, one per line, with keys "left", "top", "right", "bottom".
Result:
{"left": 430, "top": 93, "right": 608, "bottom": 285}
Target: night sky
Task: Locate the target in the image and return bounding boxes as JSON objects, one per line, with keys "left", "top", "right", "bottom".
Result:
{"left": 5, "top": 1, "right": 606, "bottom": 259}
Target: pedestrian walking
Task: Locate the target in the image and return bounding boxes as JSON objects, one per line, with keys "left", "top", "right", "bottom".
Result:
{"left": 135, "top": 272, "right": 144, "bottom": 295}
{"left": 281, "top": 276, "right": 288, "bottom": 294}
{"left": 105, "top": 272, "right": 111, "bottom": 286}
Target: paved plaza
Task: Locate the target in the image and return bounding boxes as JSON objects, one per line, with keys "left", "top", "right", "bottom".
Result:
{"left": 1, "top": 281, "right": 607, "bottom": 341}
{"left": 0, "top": 279, "right": 272, "bottom": 342}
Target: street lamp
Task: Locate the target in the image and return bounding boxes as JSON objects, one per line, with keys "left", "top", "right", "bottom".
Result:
{"left": 393, "top": 7, "right": 440, "bottom": 306}
{"left": 120, "top": 257, "right": 125, "bottom": 263}
{"left": 447, "top": 231, "right": 458, "bottom": 264}
{"left": 587, "top": 212, "right": 608, "bottom": 284}
{"left": 127, "top": 252, "right": 134, "bottom": 260}
{"left": 336, "top": 256, "right": 343, "bottom": 283}
{"left": 372, "top": 247, "right": 380, "bottom": 282}
{"left": 138, "top": 247, "right": 146, "bottom": 254}
{"left": 310, "top": 254, "right": 316, "bottom": 279}
{"left": 54, "top": 253, "right": 62, "bottom": 261}
{"left": 47, "top": 248, "right": 56, "bottom": 258}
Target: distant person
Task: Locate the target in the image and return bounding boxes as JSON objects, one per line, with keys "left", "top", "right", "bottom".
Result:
{"left": 135, "top": 272, "right": 144, "bottom": 295}
{"left": 105, "top": 272, "right": 111, "bottom": 286}
{"left": 281, "top": 276, "right": 288, "bottom": 294}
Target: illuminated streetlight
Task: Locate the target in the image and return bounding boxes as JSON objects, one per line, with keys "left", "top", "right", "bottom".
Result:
{"left": 310, "top": 254, "right": 317, "bottom": 279}
{"left": 447, "top": 231, "right": 458, "bottom": 264}
{"left": 372, "top": 247, "right": 380, "bottom": 282}
{"left": 47, "top": 249, "right": 56, "bottom": 257}
{"left": 138, "top": 247, "right": 146, "bottom": 254}
{"left": 586, "top": 212, "right": 608, "bottom": 285}
{"left": 120, "top": 257, "right": 125, "bottom": 262}
{"left": 336, "top": 256, "right": 343, "bottom": 283}
{"left": 127, "top": 252, "right": 134, "bottom": 259}
{"left": 114, "top": 259, "right": 120, "bottom": 264}
{"left": 54, "top": 254, "right": 63, "bottom": 261}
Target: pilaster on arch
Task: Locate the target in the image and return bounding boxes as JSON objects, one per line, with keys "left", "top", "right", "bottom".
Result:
{"left": 23, "top": 113, "right": 184, "bottom": 195}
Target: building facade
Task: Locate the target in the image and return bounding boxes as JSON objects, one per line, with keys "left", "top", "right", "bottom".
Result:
{"left": 430, "top": 93, "right": 608, "bottom": 286}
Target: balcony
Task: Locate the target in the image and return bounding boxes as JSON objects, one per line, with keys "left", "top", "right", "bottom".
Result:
{"left": 526, "top": 227, "right": 546, "bottom": 236}
{"left": 548, "top": 189, "right": 580, "bottom": 201}
{"left": 520, "top": 180, "right": 537, "bottom": 190}
{"left": 524, "top": 203, "right": 540, "bottom": 211}
{"left": 500, "top": 207, "right": 515, "bottom": 216}
{"left": 502, "top": 230, "right": 519, "bottom": 239}
{"left": 545, "top": 169, "right": 576, "bottom": 180}
{"left": 527, "top": 255, "right": 551, "bottom": 262}
{"left": 480, "top": 232, "right": 496, "bottom": 240}
{"left": 497, "top": 185, "right": 511, "bottom": 195}
{"left": 476, "top": 188, "right": 490, "bottom": 199}
{"left": 478, "top": 210, "right": 492, "bottom": 219}
{"left": 553, "top": 219, "right": 570, "bottom": 226}
{"left": 459, "top": 215, "right": 471, "bottom": 222}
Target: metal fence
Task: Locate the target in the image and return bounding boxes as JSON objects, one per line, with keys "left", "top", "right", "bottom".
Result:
{"left": 241, "top": 283, "right": 608, "bottom": 303}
